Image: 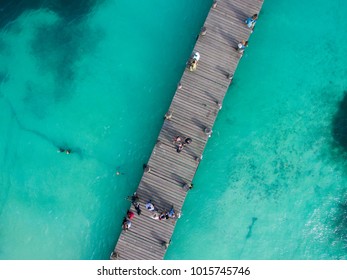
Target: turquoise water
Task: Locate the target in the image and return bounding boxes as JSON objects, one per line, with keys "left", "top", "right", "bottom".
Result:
{"left": 0, "top": 0, "right": 211, "bottom": 259}
{"left": 166, "top": 0, "right": 347, "bottom": 259}
{"left": 1, "top": 0, "right": 347, "bottom": 260}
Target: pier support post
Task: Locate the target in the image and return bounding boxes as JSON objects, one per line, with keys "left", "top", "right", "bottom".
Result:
{"left": 164, "top": 111, "right": 173, "bottom": 120}
{"left": 144, "top": 164, "right": 151, "bottom": 173}
{"left": 204, "top": 127, "right": 213, "bottom": 137}
{"left": 200, "top": 26, "right": 207, "bottom": 36}
{"left": 227, "top": 73, "right": 233, "bottom": 80}
{"left": 110, "top": 251, "right": 119, "bottom": 260}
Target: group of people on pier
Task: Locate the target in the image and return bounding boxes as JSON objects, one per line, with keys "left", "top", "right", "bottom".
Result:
{"left": 119, "top": 132, "right": 195, "bottom": 232}
{"left": 121, "top": 192, "right": 182, "bottom": 231}
{"left": 121, "top": 192, "right": 141, "bottom": 231}
{"left": 173, "top": 135, "right": 192, "bottom": 153}
{"left": 237, "top": 14, "right": 258, "bottom": 55}
{"left": 186, "top": 13, "right": 258, "bottom": 70}
{"left": 146, "top": 200, "right": 180, "bottom": 221}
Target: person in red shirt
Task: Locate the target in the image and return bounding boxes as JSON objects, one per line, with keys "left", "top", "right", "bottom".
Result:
{"left": 127, "top": 210, "right": 135, "bottom": 220}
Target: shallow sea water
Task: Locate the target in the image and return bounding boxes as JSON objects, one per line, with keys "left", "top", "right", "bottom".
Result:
{"left": 166, "top": 0, "right": 347, "bottom": 259}
{"left": 0, "top": 0, "right": 211, "bottom": 259}
{"left": 1, "top": 0, "right": 347, "bottom": 260}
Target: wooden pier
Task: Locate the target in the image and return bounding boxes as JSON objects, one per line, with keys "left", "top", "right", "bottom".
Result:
{"left": 112, "top": 0, "right": 264, "bottom": 260}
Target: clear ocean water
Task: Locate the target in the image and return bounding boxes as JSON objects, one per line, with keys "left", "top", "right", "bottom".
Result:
{"left": 0, "top": 0, "right": 346, "bottom": 260}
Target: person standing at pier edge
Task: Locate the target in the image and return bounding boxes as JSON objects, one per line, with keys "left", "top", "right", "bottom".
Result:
{"left": 192, "top": 51, "right": 200, "bottom": 61}
{"left": 188, "top": 51, "right": 200, "bottom": 71}
{"left": 127, "top": 192, "right": 139, "bottom": 204}
{"left": 168, "top": 206, "right": 176, "bottom": 218}
{"left": 126, "top": 192, "right": 141, "bottom": 215}
{"left": 122, "top": 217, "right": 132, "bottom": 231}
{"left": 127, "top": 210, "right": 135, "bottom": 220}
{"left": 245, "top": 14, "right": 258, "bottom": 31}
{"left": 237, "top": 40, "right": 248, "bottom": 54}
{"left": 183, "top": 183, "right": 194, "bottom": 191}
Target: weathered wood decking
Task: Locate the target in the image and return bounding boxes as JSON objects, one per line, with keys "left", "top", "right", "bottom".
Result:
{"left": 112, "top": 0, "right": 264, "bottom": 260}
